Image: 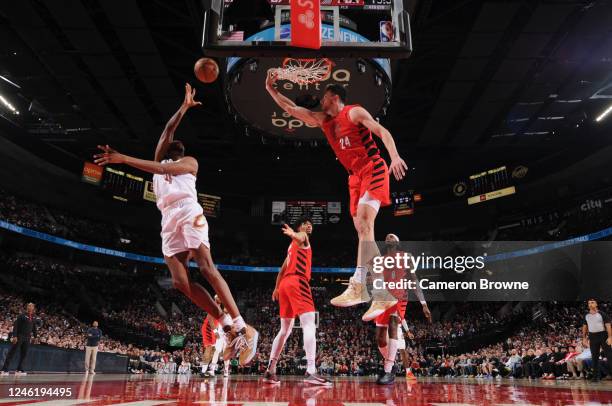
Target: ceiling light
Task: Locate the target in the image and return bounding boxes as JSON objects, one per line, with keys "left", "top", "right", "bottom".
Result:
{"left": 0, "top": 94, "right": 18, "bottom": 113}
{"left": 0, "top": 75, "right": 20, "bottom": 89}
{"left": 595, "top": 103, "right": 612, "bottom": 122}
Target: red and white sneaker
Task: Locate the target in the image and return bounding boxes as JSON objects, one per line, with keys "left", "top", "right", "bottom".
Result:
{"left": 406, "top": 370, "right": 417, "bottom": 380}
{"left": 304, "top": 373, "right": 332, "bottom": 387}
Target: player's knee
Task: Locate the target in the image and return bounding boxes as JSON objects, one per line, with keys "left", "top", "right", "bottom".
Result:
{"left": 355, "top": 218, "right": 372, "bottom": 236}
{"left": 198, "top": 261, "right": 217, "bottom": 278}
{"left": 172, "top": 278, "right": 189, "bottom": 295}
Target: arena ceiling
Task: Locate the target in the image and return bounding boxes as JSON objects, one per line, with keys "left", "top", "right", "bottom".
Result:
{"left": 0, "top": 0, "right": 611, "bottom": 196}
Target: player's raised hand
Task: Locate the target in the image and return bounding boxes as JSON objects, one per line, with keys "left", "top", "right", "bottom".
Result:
{"left": 281, "top": 223, "right": 295, "bottom": 238}
{"left": 94, "top": 145, "right": 125, "bottom": 165}
{"left": 389, "top": 156, "right": 408, "bottom": 181}
{"left": 266, "top": 69, "right": 279, "bottom": 89}
{"left": 182, "top": 83, "right": 202, "bottom": 109}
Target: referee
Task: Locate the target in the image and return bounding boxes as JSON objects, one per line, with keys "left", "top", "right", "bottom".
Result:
{"left": 582, "top": 299, "right": 612, "bottom": 381}
{"left": 1, "top": 303, "right": 38, "bottom": 376}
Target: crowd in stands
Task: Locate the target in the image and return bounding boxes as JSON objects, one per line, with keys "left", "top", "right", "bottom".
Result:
{"left": 1, "top": 190, "right": 612, "bottom": 380}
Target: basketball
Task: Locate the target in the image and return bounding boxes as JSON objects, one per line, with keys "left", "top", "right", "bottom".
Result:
{"left": 194, "top": 57, "right": 219, "bottom": 83}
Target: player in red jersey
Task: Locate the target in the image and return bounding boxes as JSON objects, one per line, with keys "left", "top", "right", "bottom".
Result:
{"left": 263, "top": 217, "right": 332, "bottom": 387}
{"left": 374, "top": 233, "right": 431, "bottom": 385}
{"left": 266, "top": 74, "right": 408, "bottom": 321}
{"left": 201, "top": 313, "right": 218, "bottom": 377}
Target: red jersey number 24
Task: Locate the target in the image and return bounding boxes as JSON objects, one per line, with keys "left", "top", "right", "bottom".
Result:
{"left": 339, "top": 136, "right": 351, "bottom": 150}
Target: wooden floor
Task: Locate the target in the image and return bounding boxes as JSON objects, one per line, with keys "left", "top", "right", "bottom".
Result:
{"left": 1, "top": 373, "right": 612, "bottom": 405}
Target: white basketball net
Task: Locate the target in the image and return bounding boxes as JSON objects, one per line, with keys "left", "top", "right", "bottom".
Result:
{"left": 273, "top": 58, "right": 332, "bottom": 85}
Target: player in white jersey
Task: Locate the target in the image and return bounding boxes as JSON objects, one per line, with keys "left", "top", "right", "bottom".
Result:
{"left": 94, "top": 83, "right": 257, "bottom": 365}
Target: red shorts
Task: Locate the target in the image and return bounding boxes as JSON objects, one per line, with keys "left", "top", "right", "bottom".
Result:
{"left": 375, "top": 301, "right": 407, "bottom": 327}
{"left": 348, "top": 159, "right": 391, "bottom": 217}
{"left": 202, "top": 335, "right": 216, "bottom": 347}
{"left": 278, "top": 275, "right": 315, "bottom": 319}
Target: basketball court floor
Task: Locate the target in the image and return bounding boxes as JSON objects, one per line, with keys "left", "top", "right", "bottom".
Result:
{"left": 1, "top": 374, "right": 612, "bottom": 405}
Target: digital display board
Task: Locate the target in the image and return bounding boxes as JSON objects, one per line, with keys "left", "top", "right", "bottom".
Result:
{"left": 392, "top": 191, "right": 421, "bottom": 216}
{"left": 101, "top": 167, "right": 144, "bottom": 203}
{"left": 467, "top": 166, "right": 516, "bottom": 205}
{"left": 198, "top": 194, "right": 222, "bottom": 218}
{"left": 271, "top": 201, "right": 341, "bottom": 225}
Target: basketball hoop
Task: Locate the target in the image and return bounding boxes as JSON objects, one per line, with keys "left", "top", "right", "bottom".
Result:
{"left": 273, "top": 58, "right": 333, "bottom": 85}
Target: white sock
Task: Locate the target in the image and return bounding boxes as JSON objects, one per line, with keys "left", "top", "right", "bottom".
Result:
{"left": 232, "top": 316, "right": 246, "bottom": 332}
{"left": 384, "top": 338, "right": 398, "bottom": 373}
{"left": 353, "top": 266, "right": 365, "bottom": 283}
{"left": 268, "top": 318, "right": 294, "bottom": 373}
{"left": 300, "top": 312, "right": 317, "bottom": 375}
{"left": 224, "top": 360, "right": 230, "bottom": 373}
{"left": 220, "top": 313, "right": 232, "bottom": 330}
{"left": 202, "top": 364, "right": 208, "bottom": 373}
{"left": 209, "top": 349, "right": 220, "bottom": 372}
{"left": 378, "top": 345, "right": 388, "bottom": 360}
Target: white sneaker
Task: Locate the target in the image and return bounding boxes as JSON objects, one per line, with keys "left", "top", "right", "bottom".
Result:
{"left": 0, "top": 371, "right": 9, "bottom": 376}
{"left": 15, "top": 371, "right": 27, "bottom": 376}
{"left": 331, "top": 277, "right": 369, "bottom": 307}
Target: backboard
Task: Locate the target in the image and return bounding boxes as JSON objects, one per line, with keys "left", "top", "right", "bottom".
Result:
{"left": 202, "top": 0, "right": 412, "bottom": 59}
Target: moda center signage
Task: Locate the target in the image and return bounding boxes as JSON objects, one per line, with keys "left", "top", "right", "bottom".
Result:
{"left": 225, "top": 25, "right": 392, "bottom": 140}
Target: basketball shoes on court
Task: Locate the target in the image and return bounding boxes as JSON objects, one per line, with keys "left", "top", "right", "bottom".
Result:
{"left": 304, "top": 373, "right": 333, "bottom": 386}
{"left": 406, "top": 370, "right": 417, "bottom": 380}
{"left": 263, "top": 370, "right": 281, "bottom": 385}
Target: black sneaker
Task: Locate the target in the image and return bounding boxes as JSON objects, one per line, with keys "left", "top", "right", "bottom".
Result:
{"left": 377, "top": 372, "right": 396, "bottom": 385}
{"left": 304, "top": 373, "right": 332, "bottom": 387}
{"left": 263, "top": 370, "right": 280, "bottom": 385}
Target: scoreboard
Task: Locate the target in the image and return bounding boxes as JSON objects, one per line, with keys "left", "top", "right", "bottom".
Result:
{"left": 101, "top": 167, "right": 144, "bottom": 203}
{"left": 224, "top": 0, "right": 392, "bottom": 9}
{"left": 467, "top": 166, "right": 516, "bottom": 205}
{"left": 392, "top": 191, "right": 421, "bottom": 216}
{"left": 271, "top": 201, "right": 341, "bottom": 225}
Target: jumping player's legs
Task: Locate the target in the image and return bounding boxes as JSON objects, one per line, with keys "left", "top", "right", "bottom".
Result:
{"left": 190, "top": 244, "right": 241, "bottom": 322}
{"left": 330, "top": 202, "right": 378, "bottom": 307}
{"left": 164, "top": 252, "right": 222, "bottom": 318}
{"left": 191, "top": 243, "right": 259, "bottom": 365}
{"left": 331, "top": 161, "right": 394, "bottom": 314}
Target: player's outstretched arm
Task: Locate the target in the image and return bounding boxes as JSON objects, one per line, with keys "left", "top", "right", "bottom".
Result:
{"left": 154, "top": 83, "right": 201, "bottom": 162}
{"left": 95, "top": 145, "right": 198, "bottom": 176}
{"left": 281, "top": 223, "right": 308, "bottom": 245}
{"left": 348, "top": 106, "right": 408, "bottom": 181}
{"left": 265, "top": 70, "right": 324, "bottom": 127}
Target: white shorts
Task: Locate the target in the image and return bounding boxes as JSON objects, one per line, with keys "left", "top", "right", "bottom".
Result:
{"left": 161, "top": 199, "right": 210, "bottom": 257}
{"left": 358, "top": 191, "right": 381, "bottom": 213}
{"left": 398, "top": 337, "right": 406, "bottom": 350}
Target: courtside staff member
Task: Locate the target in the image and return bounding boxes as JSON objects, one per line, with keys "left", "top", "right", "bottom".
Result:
{"left": 85, "top": 321, "right": 102, "bottom": 374}
{"left": 582, "top": 299, "right": 612, "bottom": 381}
{"left": 1, "top": 302, "right": 37, "bottom": 376}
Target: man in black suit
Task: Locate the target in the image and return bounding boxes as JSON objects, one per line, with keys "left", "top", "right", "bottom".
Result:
{"left": 1, "top": 303, "right": 38, "bottom": 376}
